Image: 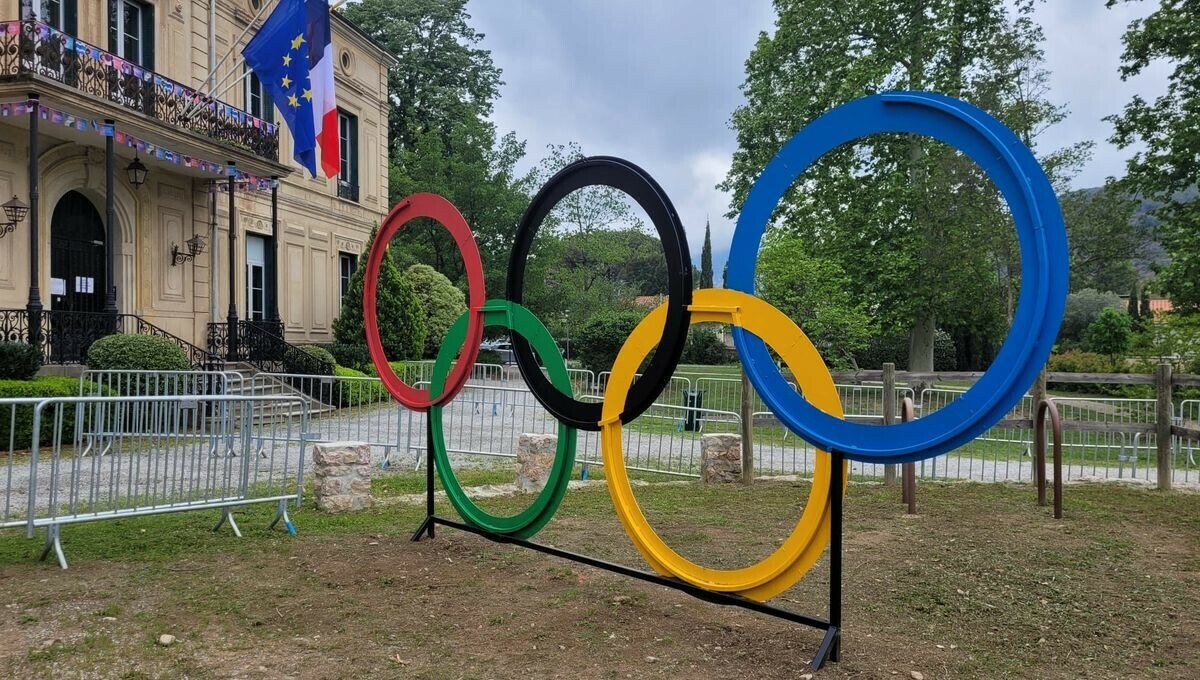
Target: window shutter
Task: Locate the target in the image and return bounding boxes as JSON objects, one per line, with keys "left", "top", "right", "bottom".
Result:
{"left": 141, "top": 4, "right": 155, "bottom": 70}
{"left": 350, "top": 115, "right": 359, "bottom": 186}
{"left": 64, "top": 0, "right": 77, "bottom": 35}
{"left": 107, "top": 0, "right": 117, "bottom": 54}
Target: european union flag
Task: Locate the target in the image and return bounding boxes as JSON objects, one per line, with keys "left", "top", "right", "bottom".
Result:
{"left": 243, "top": 0, "right": 320, "bottom": 176}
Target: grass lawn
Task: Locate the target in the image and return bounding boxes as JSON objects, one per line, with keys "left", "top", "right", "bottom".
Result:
{"left": 0, "top": 475, "right": 1196, "bottom": 678}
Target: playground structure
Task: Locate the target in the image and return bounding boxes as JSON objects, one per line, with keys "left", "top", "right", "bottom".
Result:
{"left": 364, "top": 91, "right": 1070, "bottom": 671}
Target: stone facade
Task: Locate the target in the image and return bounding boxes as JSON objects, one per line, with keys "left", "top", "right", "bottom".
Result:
{"left": 312, "top": 441, "right": 372, "bottom": 513}
{"left": 515, "top": 433, "right": 557, "bottom": 493}
{"left": 700, "top": 433, "right": 743, "bottom": 484}
{"left": 0, "top": 1, "right": 393, "bottom": 347}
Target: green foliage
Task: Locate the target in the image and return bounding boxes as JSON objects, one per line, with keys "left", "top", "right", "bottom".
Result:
{"left": 1131, "top": 315, "right": 1200, "bottom": 372}
{"left": 362, "top": 360, "right": 406, "bottom": 378}
{"left": 319, "top": 343, "right": 373, "bottom": 372}
{"left": 0, "top": 377, "right": 102, "bottom": 447}
{"left": 283, "top": 345, "right": 336, "bottom": 376}
{"left": 85, "top": 335, "right": 190, "bottom": 372}
{"left": 682, "top": 327, "right": 728, "bottom": 366}
{"left": 575, "top": 310, "right": 646, "bottom": 373}
{"left": 1084, "top": 308, "right": 1133, "bottom": 362}
{"left": 721, "top": 0, "right": 1087, "bottom": 373}
{"left": 1107, "top": 0, "right": 1200, "bottom": 312}
{"left": 758, "top": 235, "right": 874, "bottom": 369}
{"left": 1046, "top": 350, "right": 1150, "bottom": 398}
{"left": 853, "top": 331, "right": 957, "bottom": 372}
{"left": 1059, "top": 185, "right": 1141, "bottom": 295}
{"left": 0, "top": 342, "right": 41, "bottom": 380}
{"left": 333, "top": 366, "right": 389, "bottom": 407}
{"left": 1060, "top": 289, "right": 1124, "bottom": 345}
{"left": 477, "top": 349, "right": 503, "bottom": 366}
{"left": 334, "top": 229, "right": 427, "bottom": 362}
{"left": 699, "top": 222, "right": 714, "bottom": 289}
{"left": 406, "top": 264, "right": 467, "bottom": 358}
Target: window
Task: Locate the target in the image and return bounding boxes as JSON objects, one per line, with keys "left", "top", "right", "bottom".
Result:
{"left": 337, "top": 110, "right": 359, "bottom": 202}
{"left": 108, "top": 0, "right": 154, "bottom": 69}
{"left": 42, "top": 0, "right": 77, "bottom": 33}
{"left": 339, "top": 252, "right": 358, "bottom": 305}
{"left": 245, "top": 66, "right": 275, "bottom": 123}
{"left": 246, "top": 236, "right": 267, "bottom": 322}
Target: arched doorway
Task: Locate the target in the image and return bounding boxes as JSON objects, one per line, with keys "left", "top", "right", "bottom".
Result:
{"left": 50, "top": 191, "right": 106, "bottom": 314}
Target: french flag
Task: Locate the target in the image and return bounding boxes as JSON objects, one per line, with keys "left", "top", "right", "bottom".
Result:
{"left": 305, "top": 0, "right": 339, "bottom": 179}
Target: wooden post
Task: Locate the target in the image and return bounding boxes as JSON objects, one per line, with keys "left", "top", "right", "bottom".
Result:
{"left": 1156, "top": 363, "right": 1173, "bottom": 491}
{"left": 740, "top": 366, "right": 754, "bottom": 486}
{"left": 882, "top": 362, "right": 897, "bottom": 486}
{"left": 1031, "top": 368, "right": 1047, "bottom": 410}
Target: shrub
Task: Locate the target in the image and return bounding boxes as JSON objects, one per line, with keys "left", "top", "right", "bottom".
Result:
{"left": 406, "top": 264, "right": 467, "bottom": 358}
{"left": 283, "top": 345, "right": 336, "bottom": 376}
{"left": 682, "top": 327, "right": 728, "bottom": 365}
{"left": 0, "top": 342, "right": 42, "bottom": 380}
{"left": 333, "top": 229, "right": 427, "bottom": 361}
{"left": 86, "top": 334, "right": 190, "bottom": 372}
{"left": 333, "top": 366, "right": 388, "bottom": 406}
{"left": 1046, "top": 350, "right": 1151, "bottom": 398}
{"left": 477, "top": 349, "right": 503, "bottom": 366}
{"left": 0, "top": 377, "right": 103, "bottom": 447}
{"left": 362, "top": 360, "right": 405, "bottom": 378}
{"left": 575, "top": 310, "right": 646, "bottom": 373}
{"left": 1084, "top": 308, "right": 1133, "bottom": 362}
{"left": 320, "top": 343, "right": 373, "bottom": 372}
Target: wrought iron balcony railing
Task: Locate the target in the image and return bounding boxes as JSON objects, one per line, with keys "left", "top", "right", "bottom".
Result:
{"left": 337, "top": 180, "right": 359, "bottom": 202}
{"left": 0, "top": 309, "right": 219, "bottom": 369}
{"left": 0, "top": 20, "right": 279, "bottom": 162}
{"left": 207, "top": 320, "right": 336, "bottom": 376}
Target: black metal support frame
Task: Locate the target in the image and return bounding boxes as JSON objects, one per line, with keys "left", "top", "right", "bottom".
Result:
{"left": 225, "top": 162, "right": 238, "bottom": 362}
{"left": 410, "top": 418, "right": 845, "bottom": 671}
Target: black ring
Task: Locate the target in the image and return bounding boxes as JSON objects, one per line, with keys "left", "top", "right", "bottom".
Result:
{"left": 506, "top": 156, "right": 693, "bottom": 431}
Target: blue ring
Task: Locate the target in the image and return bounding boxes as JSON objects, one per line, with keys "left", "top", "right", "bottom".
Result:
{"left": 727, "top": 92, "right": 1068, "bottom": 464}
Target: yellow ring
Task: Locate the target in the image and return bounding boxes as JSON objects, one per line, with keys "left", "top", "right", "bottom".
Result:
{"left": 600, "top": 288, "right": 847, "bottom": 601}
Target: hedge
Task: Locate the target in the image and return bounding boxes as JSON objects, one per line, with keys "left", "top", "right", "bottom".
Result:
{"left": 86, "top": 334, "right": 191, "bottom": 372}
{"left": 334, "top": 366, "right": 389, "bottom": 407}
{"left": 283, "top": 345, "right": 336, "bottom": 376}
{"left": 0, "top": 377, "right": 104, "bottom": 447}
{"left": 0, "top": 342, "right": 42, "bottom": 380}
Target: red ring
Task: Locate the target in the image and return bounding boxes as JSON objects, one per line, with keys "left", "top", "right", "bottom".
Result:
{"left": 364, "top": 193, "right": 485, "bottom": 411}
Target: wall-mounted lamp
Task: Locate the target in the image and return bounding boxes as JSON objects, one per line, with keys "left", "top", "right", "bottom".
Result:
{"left": 171, "top": 234, "right": 206, "bottom": 266}
{"left": 126, "top": 153, "right": 148, "bottom": 188}
{"left": 0, "top": 195, "right": 28, "bottom": 239}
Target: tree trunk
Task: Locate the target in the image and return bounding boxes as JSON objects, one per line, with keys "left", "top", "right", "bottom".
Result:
{"left": 908, "top": 311, "right": 937, "bottom": 397}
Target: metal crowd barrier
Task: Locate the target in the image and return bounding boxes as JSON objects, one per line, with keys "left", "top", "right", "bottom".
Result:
{"left": 2, "top": 394, "right": 309, "bottom": 569}
{"left": 79, "top": 369, "right": 243, "bottom": 398}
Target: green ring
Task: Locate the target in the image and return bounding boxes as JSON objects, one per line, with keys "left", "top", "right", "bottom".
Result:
{"left": 430, "top": 300, "right": 578, "bottom": 538}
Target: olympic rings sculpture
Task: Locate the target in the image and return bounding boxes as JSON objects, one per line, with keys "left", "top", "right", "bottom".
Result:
{"left": 365, "top": 92, "right": 1068, "bottom": 602}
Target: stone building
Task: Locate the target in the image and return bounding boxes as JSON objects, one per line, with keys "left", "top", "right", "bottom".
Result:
{"left": 0, "top": 0, "right": 393, "bottom": 367}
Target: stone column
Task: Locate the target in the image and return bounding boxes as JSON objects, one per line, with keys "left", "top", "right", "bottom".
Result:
{"left": 701, "top": 433, "right": 743, "bottom": 484}
{"left": 516, "top": 433, "right": 557, "bottom": 492}
{"left": 312, "top": 442, "right": 372, "bottom": 512}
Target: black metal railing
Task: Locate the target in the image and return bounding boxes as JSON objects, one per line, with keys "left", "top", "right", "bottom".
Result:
{"left": 0, "top": 309, "right": 218, "bottom": 370}
{"left": 0, "top": 20, "right": 279, "bottom": 161}
{"left": 337, "top": 180, "right": 359, "bottom": 202}
{"left": 207, "top": 320, "right": 335, "bottom": 375}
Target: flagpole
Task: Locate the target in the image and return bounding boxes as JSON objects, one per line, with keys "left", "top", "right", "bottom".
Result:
{"left": 185, "top": 0, "right": 280, "bottom": 119}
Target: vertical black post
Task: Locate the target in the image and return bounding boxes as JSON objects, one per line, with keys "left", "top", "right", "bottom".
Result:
{"left": 102, "top": 119, "right": 118, "bottom": 323}
{"left": 25, "top": 92, "right": 42, "bottom": 351}
{"left": 225, "top": 162, "right": 238, "bottom": 361}
{"left": 267, "top": 177, "right": 281, "bottom": 327}
{"left": 425, "top": 414, "right": 435, "bottom": 539}
{"left": 829, "top": 450, "right": 844, "bottom": 662}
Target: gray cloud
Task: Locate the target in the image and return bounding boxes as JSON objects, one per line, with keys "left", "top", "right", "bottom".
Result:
{"left": 468, "top": 1, "right": 1167, "bottom": 281}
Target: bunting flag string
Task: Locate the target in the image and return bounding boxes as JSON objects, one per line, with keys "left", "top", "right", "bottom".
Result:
{"left": 0, "top": 98, "right": 277, "bottom": 192}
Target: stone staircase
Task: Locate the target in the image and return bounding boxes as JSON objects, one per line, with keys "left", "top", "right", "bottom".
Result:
{"left": 219, "top": 363, "right": 338, "bottom": 417}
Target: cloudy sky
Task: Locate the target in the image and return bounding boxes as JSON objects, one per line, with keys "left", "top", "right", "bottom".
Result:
{"left": 467, "top": 0, "right": 1169, "bottom": 282}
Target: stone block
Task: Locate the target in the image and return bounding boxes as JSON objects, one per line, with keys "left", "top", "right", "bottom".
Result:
{"left": 701, "top": 433, "right": 742, "bottom": 484}
{"left": 312, "top": 442, "right": 373, "bottom": 513}
{"left": 516, "top": 433, "right": 558, "bottom": 493}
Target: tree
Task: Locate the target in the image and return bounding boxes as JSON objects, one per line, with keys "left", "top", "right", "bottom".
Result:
{"left": 1059, "top": 185, "right": 1140, "bottom": 294}
{"left": 682, "top": 327, "right": 728, "bottom": 365}
{"left": 758, "top": 233, "right": 874, "bottom": 369}
{"left": 1107, "top": 0, "right": 1200, "bottom": 313}
{"left": 721, "top": 0, "right": 1087, "bottom": 375}
{"left": 1127, "top": 285, "right": 1141, "bottom": 323}
{"left": 575, "top": 310, "right": 646, "bottom": 373}
{"left": 334, "top": 231, "right": 427, "bottom": 361}
{"left": 1084, "top": 308, "right": 1133, "bottom": 365}
{"left": 699, "top": 220, "right": 714, "bottom": 288}
{"left": 1140, "top": 286, "right": 1153, "bottom": 319}
{"left": 405, "top": 264, "right": 467, "bottom": 358}
{"left": 1060, "top": 289, "right": 1124, "bottom": 346}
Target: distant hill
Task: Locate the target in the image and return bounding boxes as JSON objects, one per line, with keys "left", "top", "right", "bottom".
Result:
{"left": 1069, "top": 185, "right": 1198, "bottom": 277}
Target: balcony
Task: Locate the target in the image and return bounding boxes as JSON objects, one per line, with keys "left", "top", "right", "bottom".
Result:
{"left": 337, "top": 179, "right": 359, "bottom": 202}
{"left": 0, "top": 20, "right": 278, "bottom": 162}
